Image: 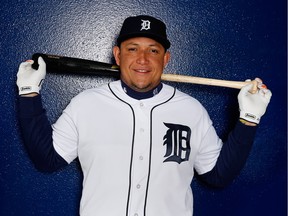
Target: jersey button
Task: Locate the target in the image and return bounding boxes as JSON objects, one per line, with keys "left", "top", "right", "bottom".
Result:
{"left": 140, "top": 102, "right": 144, "bottom": 107}
{"left": 136, "top": 184, "right": 141, "bottom": 189}
{"left": 139, "top": 156, "right": 143, "bottom": 160}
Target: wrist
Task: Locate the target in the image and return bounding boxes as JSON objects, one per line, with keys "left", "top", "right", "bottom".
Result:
{"left": 18, "top": 85, "right": 41, "bottom": 96}
{"left": 239, "top": 118, "right": 257, "bottom": 126}
{"left": 239, "top": 110, "right": 260, "bottom": 124}
{"left": 20, "top": 92, "right": 39, "bottom": 97}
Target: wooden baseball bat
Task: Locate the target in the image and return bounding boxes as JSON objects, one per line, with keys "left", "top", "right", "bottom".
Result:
{"left": 32, "top": 53, "right": 255, "bottom": 90}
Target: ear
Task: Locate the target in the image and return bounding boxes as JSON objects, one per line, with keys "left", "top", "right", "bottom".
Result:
{"left": 163, "top": 51, "right": 171, "bottom": 68}
{"left": 113, "top": 46, "right": 121, "bottom": 66}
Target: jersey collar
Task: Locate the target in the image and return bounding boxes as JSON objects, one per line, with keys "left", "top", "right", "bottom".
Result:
{"left": 121, "top": 80, "right": 163, "bottom": 100}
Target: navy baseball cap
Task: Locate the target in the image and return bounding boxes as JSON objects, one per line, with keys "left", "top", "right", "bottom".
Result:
{"left": 117, "top": 15, "right": 171, "bottom": 50}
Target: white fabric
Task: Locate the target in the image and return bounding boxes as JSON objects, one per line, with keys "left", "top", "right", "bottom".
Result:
{"left": 17, "top": 57, "right": 46, "bottom": 95}
{"left": 238, "top": 82, "right": 272, "bottom": 124}
{"left": 52, "top": 80, "right": 222, "bottom": 216}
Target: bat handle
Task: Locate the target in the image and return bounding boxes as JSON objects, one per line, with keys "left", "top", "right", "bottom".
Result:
{"left": 161, "top": 74, "right": 261, "bottom": 92}
{"left": 161, "top": 74, "right": 248, "bottom": 89}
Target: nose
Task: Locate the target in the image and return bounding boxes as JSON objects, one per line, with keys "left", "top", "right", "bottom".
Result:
{"left": 136, "top": 50, "right": 149, "bottom": 65}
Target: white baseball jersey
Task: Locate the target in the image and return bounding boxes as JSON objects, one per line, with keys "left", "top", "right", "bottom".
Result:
{"left": 52, "top": 80, "right": 223, "bottom": 216}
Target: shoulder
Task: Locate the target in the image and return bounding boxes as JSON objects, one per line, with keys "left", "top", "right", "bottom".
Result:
{"left": 72, "top": 81, "right": 121, "bottom": 101}
{"left": 154, "top": 84, "right": 213, "bottom": 136}
{"left": 163, "top": 83, "right": 211, "bottom": 121}
{"left": 163, "top": 83, "right": 204, "bottom": 108}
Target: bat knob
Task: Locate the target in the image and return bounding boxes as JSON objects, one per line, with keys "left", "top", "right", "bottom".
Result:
{"left": 31, "top": 53, "right": 45, "bottom": 70}
{"left": 248, "top": 80, "right": 258, "bottom": 94}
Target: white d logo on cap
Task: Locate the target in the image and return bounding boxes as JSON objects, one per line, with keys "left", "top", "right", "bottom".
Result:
{"left": 140, "top": 20, "right": 151, "bottom": 31}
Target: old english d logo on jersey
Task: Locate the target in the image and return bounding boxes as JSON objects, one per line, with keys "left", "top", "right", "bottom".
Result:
{"left": 163, "top": 123, "right": 191, "bottom": 164}
{"left": 140, "top": 19, "right": 151, "bottom": 31}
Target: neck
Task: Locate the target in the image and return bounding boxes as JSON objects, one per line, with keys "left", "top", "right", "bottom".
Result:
{"left": 121, "top": 81, "right": 162, "bottom": 100}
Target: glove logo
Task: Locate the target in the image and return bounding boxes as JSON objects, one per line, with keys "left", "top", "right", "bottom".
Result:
{"left": 245, "top": 113, "right": 256, "bottom": 120}
{"left": 163, "top": 123, "right": 191, "bottom": 164}
{"left": 20, "top": 86, "right": 32, "bottom": 91}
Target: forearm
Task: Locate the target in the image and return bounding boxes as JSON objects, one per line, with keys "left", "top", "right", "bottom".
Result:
{"left": 18, "top": 95, "right": 68, "bottom": 172}
{"left": 198, "top": 120, "right": 257, "bottom": 187}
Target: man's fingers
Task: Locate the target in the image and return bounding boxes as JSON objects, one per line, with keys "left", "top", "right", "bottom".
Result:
{"left": 18, "top": 61, "right": 34, "bottom": 74}
{"left": 37, "top": 56, "right": 46, "bottom": 71}
{"left": 259, "top": 88, "right": 272, "bottom": 102}
{"left": 248, "top": 78, "right": 268, "bottom": 94}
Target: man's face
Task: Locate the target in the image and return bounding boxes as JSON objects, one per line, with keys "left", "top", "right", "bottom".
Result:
{"left": 113, "top": 37, "right": 170, "bottom": 92}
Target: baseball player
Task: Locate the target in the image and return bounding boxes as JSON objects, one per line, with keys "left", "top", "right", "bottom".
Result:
{"left": 16, "top": 15, "right": 272, "bottom": 216}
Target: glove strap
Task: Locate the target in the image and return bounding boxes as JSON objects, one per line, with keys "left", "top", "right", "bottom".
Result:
{"left": 19, "top": 85, "right": 40, "bottom": 95}
{"left": 239, "top": 111, "right": 260, "bottom": 124}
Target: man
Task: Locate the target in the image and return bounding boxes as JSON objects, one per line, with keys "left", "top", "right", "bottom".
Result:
{"left": 16, "top": 15, "right": 272, "bottom": 216}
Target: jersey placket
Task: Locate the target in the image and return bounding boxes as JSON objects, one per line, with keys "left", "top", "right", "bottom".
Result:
{"left": 128, "top": 100, "right": 152, "bottom": 216}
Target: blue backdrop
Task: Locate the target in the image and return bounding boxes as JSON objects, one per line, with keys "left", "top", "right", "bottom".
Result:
{"left": 0, "top": 0, "right": 286, "bottom": 215}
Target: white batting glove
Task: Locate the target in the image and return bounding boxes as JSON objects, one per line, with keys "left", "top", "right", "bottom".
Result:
{"left": 238, "top": 78, "right": 272, "bottom": 124}
{"left": 16, "top": 56, "right": 46, "bottom": 95}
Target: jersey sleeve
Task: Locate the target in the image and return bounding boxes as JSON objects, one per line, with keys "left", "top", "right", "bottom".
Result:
{"left": 52, "top": 101, "right": 79, "bottom": 164}
{"left": 193, "top": 115, "right": 223, "bottom": 175}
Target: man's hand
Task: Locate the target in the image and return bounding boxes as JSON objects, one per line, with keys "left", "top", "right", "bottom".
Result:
{"left": 238, "top": 78, "right": 272, "bottom": 125}
{"left": 16, "top": 56, "right": 46, "bottom": 96}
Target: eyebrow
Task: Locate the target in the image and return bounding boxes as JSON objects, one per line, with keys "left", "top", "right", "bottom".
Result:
{"left": 125, "top": 42, "right": 161, "bottom": 47}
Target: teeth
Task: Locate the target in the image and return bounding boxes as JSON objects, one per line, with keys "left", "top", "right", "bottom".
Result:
{"left": 136, "top": 69, "right": 148, "bottom": 73}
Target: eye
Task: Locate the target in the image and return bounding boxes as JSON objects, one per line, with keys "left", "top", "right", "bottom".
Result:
{"left": 150, "top": 49, "right": 159, "bottom": 54}
{"left": 128, "top": 47, "right": 137, "bottom": 52}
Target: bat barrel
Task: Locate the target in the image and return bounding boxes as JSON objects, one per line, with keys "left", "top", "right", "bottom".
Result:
{"left": 32, "top": 53, "right": 120, "bottom": 77}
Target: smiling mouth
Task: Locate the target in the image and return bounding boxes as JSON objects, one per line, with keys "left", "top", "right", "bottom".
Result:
{"left": 134, "top": 69, "right": 151, "bottom": 73}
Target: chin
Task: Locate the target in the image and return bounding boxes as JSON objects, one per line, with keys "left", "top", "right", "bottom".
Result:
{"left": 132, "top": 83, "right": 153, "bottom": 92}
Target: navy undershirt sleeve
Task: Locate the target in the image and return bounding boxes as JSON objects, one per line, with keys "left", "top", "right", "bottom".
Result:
{"left": 18, "top": 95, "right": 68, "bottom": 172}
{"left": 17, "top": 91, "right": 257, "bottom": 184}
{"left": 197, "top": 121, "right": 258, "bottom": 187}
